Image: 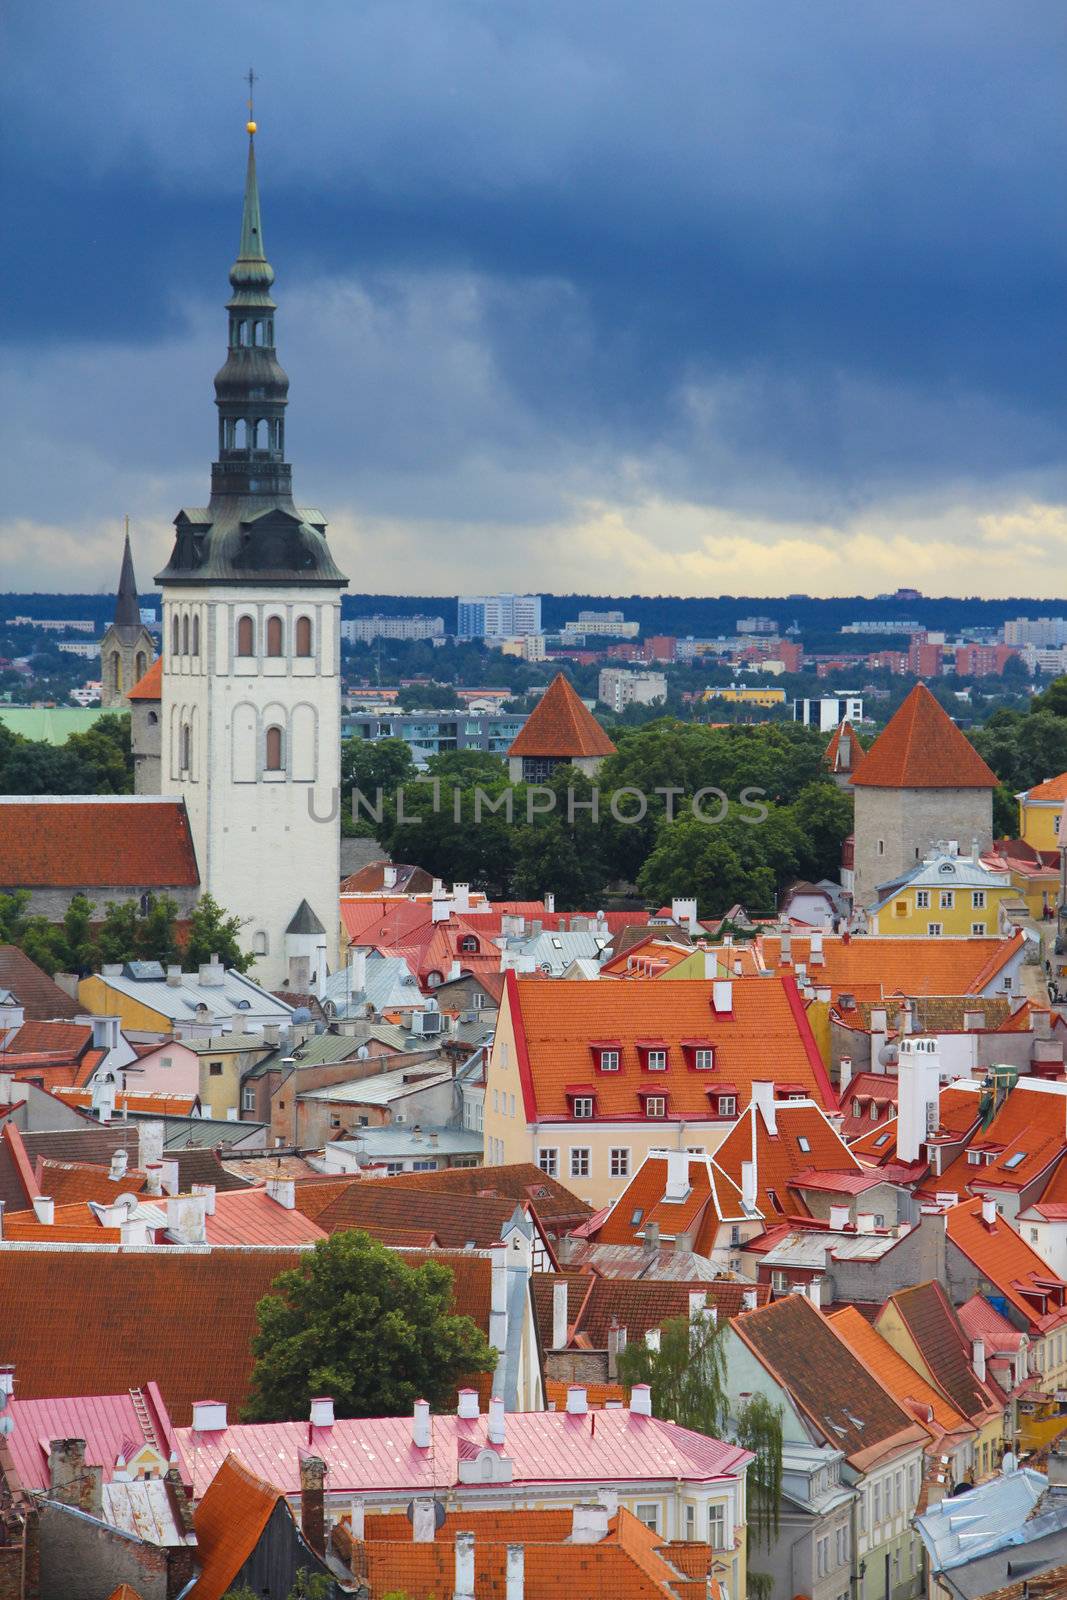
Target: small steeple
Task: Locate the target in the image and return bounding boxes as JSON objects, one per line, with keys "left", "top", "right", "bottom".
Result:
{"left": 113, "top": 520, "right": 142, "bottom": 633}
{"left": 231, "top": 124, "right": 274, "bottom": 293}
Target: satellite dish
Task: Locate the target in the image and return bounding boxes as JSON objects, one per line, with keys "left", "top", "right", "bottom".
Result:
{"left": 405, "top": 1498, "right": 446, "bottom": 1529}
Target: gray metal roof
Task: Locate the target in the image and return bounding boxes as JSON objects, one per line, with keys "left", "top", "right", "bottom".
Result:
{"left": 914, "top": 1470, "right": 1050, "bottom": 1574}
{"left": 323, "top": 1126, "right": 483, "bottom": 1161}
{"left": 94, "top": 966, "right": 292, "bottom": 1024}
{"left": 323, "top": 955, "right": 423, "bottom": 1018}
{"left": 298, "top": 1065, "right": 454, "bottom": 1105}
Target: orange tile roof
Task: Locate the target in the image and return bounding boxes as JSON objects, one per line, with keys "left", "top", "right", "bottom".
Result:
{"left": 507, "top": 673, "right": 618, "bottom": 759}
{"left": 507, "top": 972, "right": 835, "bottom": 1123}
{"left": 1024, "top": 773, "right": 1067, "bottom": 803}
{"left": 190, "top": 1452, "right": 285, "bottom": 1600}
{"left": 824, "top": 719, "right": 862, "bottom": 775}
{"left": 946, "top": 1196, "right": 1067, "bottom": 1332}
{"left": 32, "top": 1158, "right": 149, "bottom": 1206}
{"left": 828, "top": 1305, "right": 972, "bottom": 1441}
{"left": 544, "top": 1378, "right": 628, "bottom": 1408}
{"left": 4, "top": 1021, "right": 93, "bottom": 1057}
{"left": 596, "top": 1151, "right": 745, "bottom": 1249}
{"left": 1, "top": 800, "right": 199, "bottom": 887}
{"left": 850, "top": 1084, "right": 983, "bottom": 1170}
{"left": 715, "top": 1099, "right": 861, "bottom": 1219}
{"left": 203, "top": 1187, "right": 329, "bottom": 1246}
{"left": 850, "top": 684, "right": 998, "bottom": 789}
{"left": 126, "top": 656, "right": 162, "bottom": 701}
{"left": 760, "top": 932, "right": 1025, "bottom": 1005}
{"left": 50, "top": 1087, "right": 199, "bottom": 1116}
{"left": 1, "top": 1200, "right": 124, "bottom": 1242}
{"left": 358, "top": 1163, "right": 593, "bottom": 1231}
{"left": 599, "top": 939, "right": 698, "bottom": 979}
{"left": 925, "top": 1083, "right": 1067, "bottom": 1199}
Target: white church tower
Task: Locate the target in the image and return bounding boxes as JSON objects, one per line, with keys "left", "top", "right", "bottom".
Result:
{"left": 155, "top": 109, "right": 347, "bottom": 989}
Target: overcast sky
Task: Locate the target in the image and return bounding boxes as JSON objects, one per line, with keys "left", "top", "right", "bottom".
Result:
{"left": 1, "top": 0, "right": 1063, "bottom": 597}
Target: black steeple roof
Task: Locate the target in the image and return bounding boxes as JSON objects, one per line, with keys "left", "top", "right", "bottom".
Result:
{"left": 156, "top": 124, "right": 346, "bottom": 589}
{"left": 113, "top": 529, "right": 142, "bottom": 633}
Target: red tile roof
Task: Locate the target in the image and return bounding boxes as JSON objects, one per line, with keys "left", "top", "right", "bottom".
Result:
{"left": 850, "top": 685, "right": 998, "bottom": 789}
{"left": 126, "top": 656, "right": 162, "bottom": 701}
{"left": 340, "top": 861, "right": 435, "bottom": 894}
{"left": 534, "top": 1272, "right": 770, "bottom": 1350}
{"left": 824, "top": 719, "right": 862, "bottom": 775}
{"left": 50, "top": 1087, "right": 199, "bottom": 1116}
{"left": 760, "top": 932, "right": 1025, "bottom": 1006}
{"left": 0, "top": 800, "right": 199, "bottom": 887}
{"left": 507, "top": 674, "right": 618, "bottom": 759}
{"left": 506, "top": 972, "right": 835, "bottom": 1124}
{"left": 924, "top": 1082, "right": 1067, "bottom": 1199}
{"left": 714, "top": 1099, "right": 860, "bottom": 1220}
{"left": 366, "top": 1163, "right": 593, "bottom": 1231}
{"left": 946, "top": 1196, "right": 1067, "bottom": 1333}
{"left": 829, "top": 1306, "right": 971, "bottom": 1444}
{"left": 595, "top": 1152, "right": 744, "bottom": 1250}
{"left": 1024, "top": 773, "right": 1067, "bottom": 803}
{"left": 203, "top": 1188, "right": 328, "bottom": 1246}
{"left": 2, "top": 1201, "right": 126, "bottom": 1242}
{"left": 314, "top": 1182, "right": 555, "bottom": 1259}
{"left": 0, "top": 945, "right": 83, "bottom": 1019}
{"left": 32, "top": 1158, "right": 149, "bottom": 1206}
{"left": 189, "top": 1452, "right": 286, "bottom": 1600}
{"left": 877, "top": 1280, "right": 1000, "bottom": 1422}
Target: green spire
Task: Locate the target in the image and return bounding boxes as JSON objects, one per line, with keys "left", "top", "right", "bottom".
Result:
{"left": 230, "top": 132, "right": 274, "bottom": 292}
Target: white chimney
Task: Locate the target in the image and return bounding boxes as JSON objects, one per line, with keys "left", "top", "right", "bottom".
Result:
{"left": 704, "top": 951, "right": 718, "bottom": 979}
{"left": 571, "top": 1503, "right": 610, "bottom": 1544}
{"left": 431, "top": 899, "right": 450, "bottom": 924}
{"left": 982, "top": 1197, "right": 997, "bottom": 1228}
{"left": 119, "top": 1219, "right": 150, "bottom": 1246}
{"left": 32, "top": 1196, "right": 54, "bottom": 1225}
{"left": 664, "top": 1149, "right": 691, "bottom": 1202}
{"left": 267, "top": 1177, "right": 296, "bottom": 1210}
{"left": 198, "top": 955, "right": 226, "bottom": 988}
{"left": 453, "top": 883, "right": 471, "bottom": 914}
{"left": 383, "top": 865, "right": 398, "bottom": 889}
{"left": 411, "top": 1497, "right": 436, "bottom": 1542}
{"left": 741, "top": 1160, "right": 757, "bottom": 1210}
{"left": 144, "top": 1163, "right": 163, "bottom": 1197}
{"left": 109, "top": 1149, "right": 128, "bottom": 1181}
{"left": 552, "top": 1279, "right": 569, "bottom": 1349}
{"left": 350, "top": 1499, "right": 365, "bottom": 1540}
{"left": 780, "top": 930, "right": 792, "bottom": 965}
{"left": 489, "top": 1242, "right": 508, "bottom": 1352}
{"left": 310, "top": 1396, "right": 335, "bottom": 1428}
{"left": 896, "top": 1036, "right": 941, "bottom": 1164}
{"left": 838, "top": 1056, "right": 853, "bottom": 1093}
{"left": 455, "top": 1532, "right": 475, "bottom": 1600}
{"left": 972, "top": 1339, "right": 987, "bottom": 1385}
{"left": 751, "top": 1081, "right": 777, "bottom": 1136}
{"left": 672, "top": 897, "right": 699, "bottom": 934}
{"left": 829, "top": 1204, "right": 850, "bottom": 1231}
{"left": 191, "top": 1183, "right": 216, "bottom": 1215}
{"left": 413, "top": 1398, "right": 431, "bottom": 1449}
{"left": 137, "top": 1121, "right": 165, "bottom": 1171}
{"left": 192, "top": 1400, "right": 227, "bottom": 1433}
{"left": 870, "top": 1006, "right": 888, "bottom": 1034}
{"left": 856, "top": 1213, "right": 875, "bottom": 1234}
{"left": 808, "top": 1278, "right": 824, "bottom": 1307}
{"left": 166, "top": 1194, "right": 207, "bottom": 1244}
{"left": 160, "top": 1160, "right": 180, "bottom": 1196}
{"left": 457, "top": 1389, "right": 479, "bottom": 1420}
{"left": 810, "top": 930, "right": 825, "bottom": 967}
{"left": 506, "top": 1543, "right": 524, "bottom": 1600}
{"left": 712, "top": 980, "right": 733, "bottom": 1015}
{"left": 0, "top": 1073, "right": 13, "bottom": 1104}
{"left": 566, "top": 1385, "right": 588, "bottom": 1415}
{"left": 689, "top": 1290, "right": 707, "bottom": 1319}
{"left": 630, "top": 1383, "right": 652, "bottom": 1416}
{"left": 487, "top": 1395, "right": 506, "bottom": 1446}
{"left": 347, "top": 948, "right": 368, "bottom": 992}
{"left": 743, "top": 1288, "right": 758, "bottom": 1311}
{"left": 165, "top": 965, "right": 183, "bottom": 989}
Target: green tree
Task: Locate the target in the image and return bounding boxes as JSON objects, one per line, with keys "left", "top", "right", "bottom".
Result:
{"left": 0, "top": 889, "right": 31, "bottom": 945}
{"left": 55, "top": 893, "right": 98, "bottom": 975}
{"left": 96, "top": 900, "right": 142, "bottom": 965}
{"left": 735, "top": 1393, "right": 784, "bottom": 1547}
{"left": 616, "top": 1312, "right": 728, "bottom": 1438}
{"left": 223, "top": 1575, "right": 335, "bottom": 1600}
{"left": 1030, "top": 677, "right": 1067, "bottom": 717}
{"left": 185, "top": 893, "right": 254, "bottom": 972}
{"left": 787, "top": 781, "right": 854, "bottom": 884}
{"left": 65, "top": 714, "right": 134, "bottom": 793}
{"left": 242, "top": 1230, "right": 496, "bottom": 1423}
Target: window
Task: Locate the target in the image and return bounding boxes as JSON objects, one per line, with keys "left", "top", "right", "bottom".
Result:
{"left": 181, "top": 615, "right": 189, "bottom": 654}
{"left": 894, "top": 900, "right": 907, "bottom": 917}
{"left": 646, "top": 1049, "right": 667, "bottom": 1070}
{"left": 295, "top": 615, "right": 313, "bottom": 657}
{"left": 242, "top": 1088, "right": 255, "bottom": 1112}
{"left": 171, "top": 615, "right": 180, "bottom": 656}
{"left": 694, "top": 1048, "right": 714, "bottom": 1069}
{"left": 459, "top": 935, "right": 479, "bottom": 953}
{"left": 972, "top": 922, "right": 987, "bottom": 936}
{"left": 878, "top": 839, "right": 884, "bottom": 855}
{"left": 610, "top": 1147, "right": 630, "bottom": 1178}
{"left": 265, "top": 725, "right": 284, "bottom": 771}
{"left": 684, "top": 1505, "right": 695, "bottom": 1540}
{"left": 940, "top": 890, "right": 955, "bottom": 909}
{"left": 180, "top": 722, "right": 192, "bottom": 772}
{"left": 895, "top": 1470, "right": 903, "bottom": 1513}
{"left": 1003, "top": 1151, "right": 1028, "bottom": 1170}
{"left": 635, "top": 1505, "right": 659, "bottom": 1533}
{"left": 538, "top": 1147, "right": 558, "bottom": 1177}
{"left": 771, "top": 1270, "right": 788, "bottom": 1293}
{"left": 730, "top": 1223, "right": 741, "bottom": 1246}
{"left": 266, "top": 616, "right": 284, "bottom": 657}
{"left": 718, "top": 1095, "right": 737, "bottom": 1117}
{"left": 570, "top": 1147, "right": 590, "bottom": 1179}
{"left": 973, "top": 890, "right": 986, "bottom": 908}
{"left": 797, "top": 1135, "right": 810, "bottom": 1152}
{"left": 599, "top": 1050, "right": 620, "bottom": 1071}
{"left": 473, "top": 991, "right": 485, "bottom": 1009}
{"left": 330, "top": 1115, "right": 341, "bottom": 1129}
{"left": 237, "top": 615, "right": 255, "bottom": 656}
{"left": 160, "top": 1056, "right": 172, "bottom": 1069}
{"left": 572, "top": 1097, "right": 594, "bottom": 1119}
{"left": 191, "top": 614, "right": 200, "bottom": 656}
{"left": 708, "top": 1505, "right": 725, "bottom": 1547}
{"left": 644, "top": 1096, "right": 667, "bottom": 1118}
{"left": 873, "top": 1481, "right": 882, "bottom": 1525}
{"left": 870, "top": 1102, "right": 880, "bottom": 1121}
{"left": 492, "top": 1089, "right": 499, "bottom": 1113}
{"left": 508, "top": 1093, "right": 515, "bottom": 1118}
{"left": 927, "top": 922, "right": 943, "bottom": 937}
{"left": 1032, "top": 1227, "right": 1040, "bottom": 1244}
{"left": 817, "top": 1536, "right": 829, "bottom": 1577}
{"left": 916, "top": 890, "right": 930, "bottom": 908}
{"left": 208, "top": 1061, "right": 223, "bottom": 1076}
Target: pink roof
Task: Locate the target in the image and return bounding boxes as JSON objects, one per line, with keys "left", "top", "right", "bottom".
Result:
{"left": 7, "top": 1383, "right": 176, "bottom": 1491}
{"left": 204, "top": 1189, "right": 328, "bottom": 1247}
{"left": 956, "top": 1292, "right": 1024, "bottom": 1354}
{"left": 173, "top": 1407, "right": 752, "bottom": 1500}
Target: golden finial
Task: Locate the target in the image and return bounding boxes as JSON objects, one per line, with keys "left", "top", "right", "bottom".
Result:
{"left": 246, "top": 67, "right": 257, "bottom": 135}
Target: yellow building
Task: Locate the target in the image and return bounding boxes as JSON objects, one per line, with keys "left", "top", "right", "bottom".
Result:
{"left": 1017, "top": 772, "right": 1067, "bottom": 852}
{"left": 702, "top": 683, "right": 786, "bottom": 709}
{"left": 866, "top": 846, "right": 1014, "bottom": 938}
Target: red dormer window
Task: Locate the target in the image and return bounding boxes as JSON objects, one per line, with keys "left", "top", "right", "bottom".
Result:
{"left": 459, "top": 935, "right": 480, "bottom": 953}
{"left": 637, "top": 1087, "right": 669, "bottom": 1118}
{"left": 680, "top": 1039, "right": 716, "bottom": 1070}
{"left": 636, "top": 1038, "right": 669, "bottom": 1071}
{"left": 566, "top": 1084, "right": 598, "bottom": 1119}
{"left": 706, "top": 1082, "right": 739, "bottom": 1118}
{"left": 589, "top": 1039, "right": 623, "bottom": 1072}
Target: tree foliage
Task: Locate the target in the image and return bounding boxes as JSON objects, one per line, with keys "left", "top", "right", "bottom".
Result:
{"left": 0, "top": 889, "right": 251, "bottom": 976}
{"left": 616, "top": 1313, "right": 728, "bottom": 1438}
{"left": 735, "top": 1392, "right": 784, "bottom": 1547}
{"left": 0, "top": 713, "right": 133, "bottom": 795}
{"left": 185, "top": 892, "right": 254, "bottom": 972}
{"left": 243, "top": 1230, "right": 497, "bottom": 1423}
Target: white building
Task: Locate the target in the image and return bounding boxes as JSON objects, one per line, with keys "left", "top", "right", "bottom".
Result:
{"left": 457, "top": 594, "right": 543, "bottom": 640}
{"left": 341, "top": 614, "right": 445, "bottom": 644}
{"left": 154, "top": 126, "right": 346, "bottom": 990}
{"left": 561, "top": 609, "right": 639, "bottom": 639}
{"left": 793, "top": 692, "right": 864, "bottom": 731}
{"left": 598, "top": 667, "right": 667, "bottom": 711}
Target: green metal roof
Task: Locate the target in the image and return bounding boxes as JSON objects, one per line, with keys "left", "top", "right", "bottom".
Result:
{"left": 0, "top": 707, "right": 109, "bottom": 745}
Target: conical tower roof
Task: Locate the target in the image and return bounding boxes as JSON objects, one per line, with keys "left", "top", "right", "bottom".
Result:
{"left": 850, "top": 684, "right": 997, "bottom": 789}
{"left": 112, "top": 530, "right": 142, "bottom": 633}
{"left": 508, "top": 673, "right": 617, "bottom": 759}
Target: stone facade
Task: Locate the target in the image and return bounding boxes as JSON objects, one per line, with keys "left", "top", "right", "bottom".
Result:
{"left": 853, "top": 785, "right": 993, "bottom": 910}
{"left": 18, "top": 883, "right": 199, "bottom": 922}
{"left": 131, "top": 696, "right": 162, "bottom": 794}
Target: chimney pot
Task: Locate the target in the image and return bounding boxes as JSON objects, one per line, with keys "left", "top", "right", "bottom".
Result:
{"left": 309, "top": 1396, "right": 335, "bottom": 1428}
{"left": 191, "top": 1400, "right": 227, "bottom": 1433}
{"left": 32, "top": 1196, "right": 54, "bottom": 1225}
{"left": 455, "top": 1531, "right": 476, "bottom": 1600}
{"left": 552, "top": 1279, "right": 569, "bottom": 1349}
{"left": 299, "top": 1452, "right": 327, "bottom": 1556}
{"left": 566, "top": 1385, "right": 588, "bottom": 1415}
{"left": 412, "top": 1398, "right": 431, "bottom": 1449}
{"left": 411, "top": 1496, "right": 436, "bottom": 1542}
{"left": 457, "top": 1389, "right": 479, "bottom": 1420}
{"left": 982, "top": 1197, "right": 997, "bottom": 1228}
{"left": 487, "top": 1394, "right": 506, "bottom": 1446}
{"left": 571, "top": 1502, "right": 610, "bottom": 1543}
{"left": 630, "top": 1383, "right": 652, "bottom": 1416}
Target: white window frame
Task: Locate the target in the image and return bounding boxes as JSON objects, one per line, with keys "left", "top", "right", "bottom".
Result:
{"left": 635, "top": 1503, "right": 660, "bottom": 1532}
{"left": 693, "top": 1048, "right": 714, "bottom": 1070}
{"left": 771, "top": 1270, "right": 788, "bottom": 1293}
{"left": 570, "top": 1146, "right": 591, "bottom": 1179}
{"left": 973, "top": 890, "right": 986, "bottom": 908}
{"left": 538, "top": 1147, "right": 559, "bottom": 1178}
{"left": 599, "top": 1049, "right": 620, "bottom": 1071}
{"left": 644, "top": 1095, "right": 667, "bottom": 1119}
{"left": 572, "top": 1096, "right": 594, "bottom": 1119}
{"left": 940, "top": 890, "right": 955, "bottom": 909}
{"left": 719, "top": 1095, "right": 737, "bottom": 1117}
{"left": 708, "top": 1503, "right": 726, "bottom": 1548}
{"left": 242, "top": 1087, "right": 255, "bottom": 1112}
{"left": 610, "top": 1147, "right": 630, "bottom": 1178}
{"left": 646, "top": 1049, "right": 668, "bottom": 1071}
{"left": 915, "top": 889, "right": 930, "bottom": 909}
{"left": 927, "top": 922, "right": 943, "bottom": 937}
{"left": 971, "top": 921, "right": 986, "bottom": 936}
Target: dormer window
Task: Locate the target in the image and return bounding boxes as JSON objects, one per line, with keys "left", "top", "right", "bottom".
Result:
{"left": 599, "top": 1050, "right": 620, "bottom": 1071}
{"left": 459, "top": 935, "right": 479, "bottom": 953}
{"left": 636, "top": 1039, "right": 669, "bottom": 1071}
{"left": 647, "top": 1050, "right": 667, "bottom": 1070}
{"left": 681, "top": 1039, "right": 716, "bottom": 1070}
{"left": 566, "top": 1085, "right": 597, "bottom": 1119}
{"left": 637, "top": 1088, "right": 669, "bottom": 1118}
{"left": 590, "top": 1039, "right": 622, "bottom": 1072}
{"left": 572, "top": 1097, "right": 594, "bottom": 1119}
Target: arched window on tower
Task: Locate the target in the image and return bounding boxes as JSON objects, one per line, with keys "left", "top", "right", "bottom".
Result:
{"left": 237, "top": 615, "right": 255, "bottom": 657}
{"left": 181, "top": 722, "right": 191, "bottom": 772}
{"left": 135, "top": 651, "right": 147, "bottom": 682}
{"left": 266, "top": 616, "right": 284, "bottom": 657}
{"left": 171, "top": 615, "right": 180, "bottom": 657}
{"left": 265, "top": 725, "right": 284, "bottom": 772}
{"left": 181, "top": 615, "right": 189, "bottom": 655}
{"left": 109, "top": 651, "right": 123, "bottom": 693}
{"left": 295, "top": 616, "right": 313, "bottom": 657}
{"left": 191, "top": 616, "right": 200, "bottom": 657}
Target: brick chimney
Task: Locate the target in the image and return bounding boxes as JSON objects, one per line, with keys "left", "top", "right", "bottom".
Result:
{"left": 299, "top": 1452, "right": 326, "bottom": 1556}
{"left": 48, "top": 1439, "right": 102, "bottom": 1518}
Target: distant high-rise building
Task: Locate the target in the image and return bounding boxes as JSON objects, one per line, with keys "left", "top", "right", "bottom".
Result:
{"left": 1003, "top": 617, "right": 1067, "bottom": 647}
{"left": 735, "top": 616, "right": 777, "bottom": 635}
{"left": 457, "top": 593, "right": 542, "bottom": 640}
{"left": 341, "top": 615, "right": 445, "bottom": 645}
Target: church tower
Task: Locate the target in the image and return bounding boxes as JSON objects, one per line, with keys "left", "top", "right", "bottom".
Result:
{"left": 155, "top": 110, "right": 348, "bottom": 989}
{"left": 100, "top": 527, "right": 155, "bottom": 709}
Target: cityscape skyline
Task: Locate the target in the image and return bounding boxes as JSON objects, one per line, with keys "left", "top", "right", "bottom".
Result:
{"left": 1, "top": 1, "right": 1062, "bottom": 597}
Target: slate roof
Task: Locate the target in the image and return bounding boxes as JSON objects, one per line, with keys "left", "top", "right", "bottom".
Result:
{"left": 850, "top": 685, "right": 999, "bottom": 789}
{"left": 285, "top": 897, "right": 325, "bottom": 935}
{"left": 880, "top": 1280, "right": 998, "bottom": 1421}
{"left": 0, "top": 945, "right": 83, "bottom": 1019}
{"left": 0, "top": 799, "right": 200, "bottom": 887}
{"left": 731, "top": 1294, "right": 927, "bottom": 1470}
{"left": 506, "top": 972, "right": 834, "bottom": 1123}
{"left": 507, "top": 673, "right": 617, "bottom": 759}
